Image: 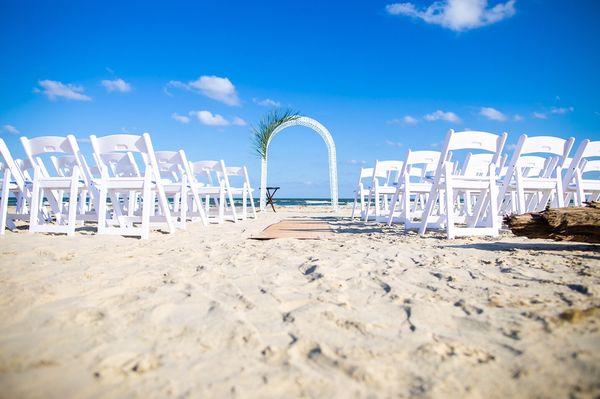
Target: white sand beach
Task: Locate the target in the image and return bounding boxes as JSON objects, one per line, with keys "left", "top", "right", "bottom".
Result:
{"left": 0, "top": 206, "right": 598, "bottom": 398}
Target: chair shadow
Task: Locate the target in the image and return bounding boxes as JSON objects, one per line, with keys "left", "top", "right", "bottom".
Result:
{"left": 448, "top": 242, "right": 600, "bottom": 255}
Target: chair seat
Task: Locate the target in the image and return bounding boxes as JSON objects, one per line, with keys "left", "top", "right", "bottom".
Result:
{"left": 566, "top": 181, "right": 600, "bottom": 191}
{"left": 35, "top": 177, "right": 87, "bottom": 189}
{"left": 92, "top": 177, "right": 147, "bottom": 190}
{"left": 507, "top": 178, "right": 559, "bottom": 190}
{"left": 376, "top": 186, "right": 397, "bottom": 194}
{"left": 0, "top": 180, "right": 20, "bottom": 190}
{"left": 398, "top": 182, "right": 433, "bottom": 192}
{"left": 192, "top": 183, "right": 222, "bottom": 194}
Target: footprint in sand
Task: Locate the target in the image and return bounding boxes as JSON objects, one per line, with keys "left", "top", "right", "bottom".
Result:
{"left": 298, "top": 263, "right": 323, "bottom": 282}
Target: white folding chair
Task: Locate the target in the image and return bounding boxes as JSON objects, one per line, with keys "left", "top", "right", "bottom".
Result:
{"left": 418, "top": 130, "right": 507, "bottom": 238}
{"left": 90, "top": 133, "right": 175, "bottom": 239}
{"left": 363, "top": 160, "right": 404, "bottom": 221}
{"left": 498, "top": 135, "right": 574, "bottom": 215}
{"left": 154, "top": 150, "right": 209, "bottom": 228}
{"left": 20, "top": 135, "right": 86, "bottom": 236}
{"left": 50, "top": 153, "right": 99, "bottom": 217}
{"left": 188, "top": 160, "right": 226, "bottom": 224}
{"left": 350, "top": 167, "right": 374, "bottom": 219}
{"left": 387, "top": 151, "right": 441, "bottom": 226}
{"left": 216, "top": 160, "right": 257, "bottom": 221}
{"left": 0, "top": 139, "right": 31, "bottom": 234}
{"left": 563, "top": 140, "right": 600, "bottom": 206}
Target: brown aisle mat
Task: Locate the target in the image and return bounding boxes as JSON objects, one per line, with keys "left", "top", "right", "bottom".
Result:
{"left": 251, "top": 219, "right": 335, "bottom": 240}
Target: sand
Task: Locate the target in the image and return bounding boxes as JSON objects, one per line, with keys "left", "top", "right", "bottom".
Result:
{"left": 0, "top": 206, "right": 598, "bottom": 398}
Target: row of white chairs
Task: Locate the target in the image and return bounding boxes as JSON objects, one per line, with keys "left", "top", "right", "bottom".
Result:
{"left": 0, "top": 133, "right": 257, "bottom": 239}
{"left": 351, "top": 130, "right": 599, "bottom": 239}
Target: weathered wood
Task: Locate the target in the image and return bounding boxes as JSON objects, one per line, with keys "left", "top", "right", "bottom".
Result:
{"left": 505, "top": 202, "right": 600, "bottom": 243}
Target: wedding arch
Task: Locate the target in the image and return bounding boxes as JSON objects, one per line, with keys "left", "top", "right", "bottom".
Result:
{"left": 253, "top": 112, "right": 338, "bottom": 212}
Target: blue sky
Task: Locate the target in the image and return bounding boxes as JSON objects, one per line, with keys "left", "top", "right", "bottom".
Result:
{"left": 1, "top": 0, "right": 599, "bottom": 198}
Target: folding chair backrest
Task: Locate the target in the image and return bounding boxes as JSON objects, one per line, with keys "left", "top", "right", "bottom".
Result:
{"left": 405, "top": 151, "right": 440, "bottom": 168}
{"left": 21, "top": 136, "right": 80, "bottom": 176}
{"left": 581, "top": 140, "right": 600, "bottom": 159}
{"left": 403, "top": 150, "right": 440, "bottom": 179}
{"left": 437, "top": 130, "right": 507, "bottom": 178}
{"left": 15, "top": 159, "right": 34, "bottom": 181}
{"left": 51, "top": 153, "right": 96, "bottom": 183}
{"left": 372, "top": 160, "right": 404, "bottom": 185}
{"left": 519, "top": 135, "right": 574, "bottom": 161}
{"left": 96, "top": 152, "right": 140, "bottom": 178}
{"left": 582, "top": 159, "right": 600, "bottom": 174}
{"left": 0, "top": 138, "right": 26, "bottom": 190}
{"left": 190, "top": 160, "right": 220, "bottom": 185}
{"left": 357, "top": 167, "right": 374, "bottom": 186}
{"left": 516, "top": 155, "right": 555, "bottom": 178}
{"left": 90, "top": 134, "right": 158, "bottom": 179}
{"left": 218, "top": 165, "right": 253, "bottom": 189}
{"left": 154, "top": 150, "right": 186, "bottom": 182}
{"left": 51, "top": 155, "right": 79, "bottom": 177}
{"left": 20, "top": 135, "right": 81, "bottom": 178}
{"left": 216, "top": 161, "right": 250, "bottom": 189}
{"left": 506, "top": 135, "right": 574, "bottom": 180}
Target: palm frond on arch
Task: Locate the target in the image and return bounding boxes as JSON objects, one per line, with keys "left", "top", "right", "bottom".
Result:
{"left": 251, "top": 109, "right": 300, "bottom": 159}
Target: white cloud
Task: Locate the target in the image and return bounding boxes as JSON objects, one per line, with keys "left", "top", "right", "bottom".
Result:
{"left": 385, "top": 140, "right": 403, "bottom": 148}
{"left": 166, "top": 75, "right": 239, "bottom": 105}
{"left": 551, "top": 106, "right": 574, "bottom": 114}
{"left": 253, "top": 98, "right": 281, "bottom": 107}
{"left": 345, "top": 159, "right": 367, "bottom": 165}
{"left": 190, "top": 110, "right": 230, "bottom": 126}
{"left": 389, "top": 115, "right": 419, "bottom": 125}
{"left": 387, "top": 115, "right": 419, "bottom": 125}
{"left": 424, "top": 110, "right": 461, "bottom": 123}
{"left": 479, "top": 106, "right": 507, "bottom": 121}
{"left": 386, "top": 0, "right": 516, "bottom": 32}
{"left": 232, "top": 117, "right": 247, "bottom": 126}
{"left": 403, "top": 115, "right": 419, "bottom": 125}
{"left": 532, "top": 112, "right": 547, "bottom": 119}
{"left": 101, "top": 78, "right": 132, "bottom": 93}
{"left": 171, "top": 113, "right": 190, "bottom": 124}
{"left": 36, "top": 80, "right": 91, "bottom": 101}
{"left": 184, "top": 111, "right": 246, "bottom": 127}
{"left": 513, "top": 114, "right": 524, "bottom": 121}
{"left": 2, "top": 124, "right": 20, "bottom": 135}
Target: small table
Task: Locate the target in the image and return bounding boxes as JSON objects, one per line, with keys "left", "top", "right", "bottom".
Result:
{"left": 266, "top": 186, "right": 280, "bottom": 212}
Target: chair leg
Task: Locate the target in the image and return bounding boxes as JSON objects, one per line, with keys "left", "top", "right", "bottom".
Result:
{"left": 179, "top": 180, "right": 187, "bottom": 230}
{"left": 363, "top": 188, "right": 373, "bottom": 222}
{"left": 227, "top": 189, "right": 237, "bottom": 222}
{"left": 444, "top": 166, "right": 455, "bottom": 239}
{"left": 351, "top": 190, "right": 358, "bottom": 219}
{"left": 249, "top": 190, "right": 257, "bottom": 218}
{"left": 97, "top": 186, "right": 108, "bottom": 234}
{"left": 29, "top": 172, "right": 41, "bottom": 232}
{"left": 555, "top": 173, "right": 565, "bottom": 208}
{"left": 489, "top": 170, "right": 500, "bottom": 236}
{"left": 0, "top": 169, "right": 10, "bottom": 235}
{"left": 141, "top": 171, "right": 152, "bottom": 239}
{"left": 218, "top": 190, "right": 225, "bottom": 223}
{"left": 418, "top": 189, "right": 438, "bottom": 236}
{"left": 66, "top": 172, "right": 79, "bottom": 236}
{"left": 515, "top": 171, "right": 526, "bottom": 214}
{"left": 387, "top": 187, "right": 400, "bottom": 226}
{"left": 242, "top": 185, "right": 248, "bottom": 220}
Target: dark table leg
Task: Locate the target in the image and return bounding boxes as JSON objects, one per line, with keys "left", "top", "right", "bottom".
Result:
{"left": 266, "top": 188, "right": 279, "bottom": 212}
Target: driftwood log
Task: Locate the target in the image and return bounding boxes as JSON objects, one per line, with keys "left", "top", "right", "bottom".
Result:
{"left": 505, "top": 202, "right": 600, "bottom": 243}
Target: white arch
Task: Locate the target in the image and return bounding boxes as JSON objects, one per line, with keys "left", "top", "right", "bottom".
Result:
{"left": 259, "top": 116, "right": 338, "bottom": 212}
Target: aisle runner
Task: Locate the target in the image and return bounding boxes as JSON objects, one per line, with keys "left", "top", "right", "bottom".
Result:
{"left": 251, "top": 219, "right": 335, "bottom": 240}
